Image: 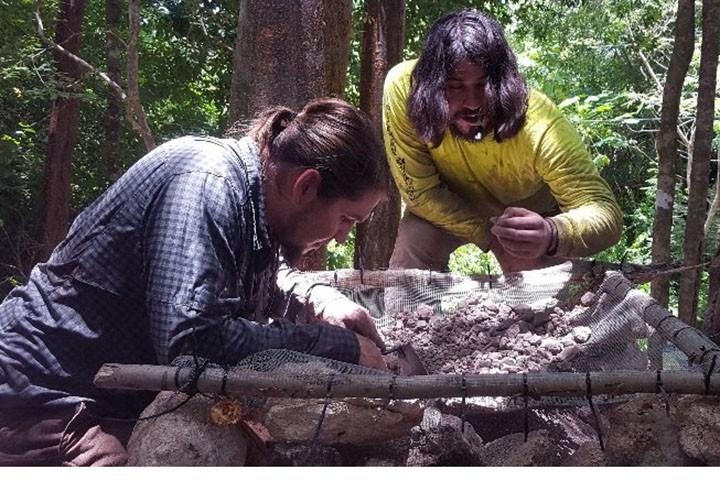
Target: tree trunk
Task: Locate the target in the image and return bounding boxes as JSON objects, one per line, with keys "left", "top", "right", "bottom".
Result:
{"left": 353, "top": 0, "right": 405, "bottom": 270}
{"left": 127, "top": 0, "right": 156, "bottom": 152}
{"left": 38, "top": 0, "right": 87, "bottom": 261}
{"left": 678, "top": 0, "right": 720, "bottom": 327}
{"left": 706, "top": 245, "right": 720, "bottom": 340}
{"left": 104, "top": 0, "right": 122, "bottom": 183}
{"left": 227, "top": 0, "right": 353, "bottom": 270}
{"left": 650, "top": 0, "right": 694, "bottom": 308}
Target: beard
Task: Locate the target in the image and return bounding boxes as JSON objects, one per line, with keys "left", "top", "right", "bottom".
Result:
{"left": 279, "top": 242, "right": 304, "bottom": 267}
{"left": 449, "top": 107, "right": 490, "bottom": 142}
{"left": 449, "top": 123, "right": 486, "bottom": 142}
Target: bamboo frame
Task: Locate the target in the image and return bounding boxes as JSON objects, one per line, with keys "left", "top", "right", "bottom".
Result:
{"left": 603, "top": 273, "right": 720, "bottom": 373}
{"left": 93, "top": 267, "right": 720, "bottom": 401}
{"left": 94, "top": 363, "right": 720, "bottom": 399}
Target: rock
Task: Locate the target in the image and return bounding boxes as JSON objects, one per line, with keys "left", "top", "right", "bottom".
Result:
{"left": 532, "top": 311, "right": 551, "bottom": 327}
{"left": 675, "top": 395, "right": 720, "bottom": 465}
{"left": 511, "top": 304, "right": 534, "bottom": 323}
{"left": 416, "top": 304, "right": 434, "bottom": 319}
{"left": 266, "top": 443, "right": 342, "bottom": 466}
{"left": 406, "top": 409, "right": 484, "bottom": 466}
{"left": 540, "top": 338, "right": 563, "bottom": 354}
{"left": 262, "top": 398, "right": 423, "bottom": 445}
{"left": 604, "top": 397, "right": 687, "bottom": 465}
{"left": 562, "top": 442, "right": 607, "bottom": 466}
{"left": 580, "top": 292, "right": 596, "bottom": 306}
{"left": 556, "top": 345, "right": 580, "bottom": 362}
{"left": 478, "top": 430, "right": 560, "bottom": 466}
{"left": 127, "top": 392, "right": 249, "bottom": 466}
{"left": 571, "top": 326, "right": 592, "bottom": 343}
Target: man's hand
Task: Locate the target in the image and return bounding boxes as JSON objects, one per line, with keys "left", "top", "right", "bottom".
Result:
{"left": 319, "top": 297, "right": 385, "bottom": 351}
{"left": 356, "top": 334, "right": 388, "bottom": 370}
{"left": 489, "top": 207, "right": 555, "bottom": 259}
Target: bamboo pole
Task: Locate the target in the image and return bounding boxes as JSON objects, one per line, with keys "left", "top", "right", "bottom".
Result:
{"left": 95, "top": 364, "right": 720, "bottom": 399}
{"left": 603, "top": 273, "right": 720, "bottom": 373}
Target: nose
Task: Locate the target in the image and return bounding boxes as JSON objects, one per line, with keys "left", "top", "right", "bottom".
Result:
{"left": 463, "top": 86, "right": 482, "bottom": 110}
{"left": 334, "top": 224, "right": 354, "bottom": 244}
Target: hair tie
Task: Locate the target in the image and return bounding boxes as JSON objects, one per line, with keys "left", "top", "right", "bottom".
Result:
{"left": 280, "top": 111, "right": 298, "bottom": 128}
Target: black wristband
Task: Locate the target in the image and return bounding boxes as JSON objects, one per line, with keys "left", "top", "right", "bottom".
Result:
{"left": 546, "top": 218, "right": 559, "bottom": 256}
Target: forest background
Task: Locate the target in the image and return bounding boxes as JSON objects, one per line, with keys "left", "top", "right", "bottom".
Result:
{"left": 0, "top": 0, "right": 718, "bottom": 334}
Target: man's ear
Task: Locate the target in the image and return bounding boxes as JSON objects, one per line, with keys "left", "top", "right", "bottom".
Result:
{"left": 290, "top": 168, "right": 321, "bottom": 205}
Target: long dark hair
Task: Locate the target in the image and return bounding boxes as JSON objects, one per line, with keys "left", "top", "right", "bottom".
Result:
{"left": 249, "top": 97, "right": 390, "bottom": 200}
{"left": 408, "top": 9, "right": 528, "bottom": 146}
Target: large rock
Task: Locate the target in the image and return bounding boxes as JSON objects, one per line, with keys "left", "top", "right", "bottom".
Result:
{"left": 478, "top": 430, "right": 560, "bottom": 466}
{"left": 406, "top": 408, "right": 484, "bottom": 466}
{"left": 265, "top": 443, "right": 342, "bottom": 466}
{"left": 261, "top": 398, "right": 423, "bottom": 445}
{"left": 127, "top": 392, "right": 249, "bottom": 466}
{"left": 604, "top": 396, "right": 686, "bottom": 466}
{"left": 676, "top": 395, "right": 720, "bottom": 465}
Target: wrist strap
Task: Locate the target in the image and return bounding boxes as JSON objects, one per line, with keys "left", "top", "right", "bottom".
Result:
{"left": 546, "top": 218, "right": 559, "bottom": 256}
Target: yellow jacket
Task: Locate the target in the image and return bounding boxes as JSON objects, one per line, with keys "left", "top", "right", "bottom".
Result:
{"left": 382, "top": 60, "right": 622, "bottom": 258}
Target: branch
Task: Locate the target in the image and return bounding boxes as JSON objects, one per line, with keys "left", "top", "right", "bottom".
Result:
{"left": 35, "top": 9, "right": 156, "bottom": 152}
{"left": 626, "top": 23, "right": 691, "bottom": 148}
{"left": 34, "top": 11, "right": 126, "bottom": 101}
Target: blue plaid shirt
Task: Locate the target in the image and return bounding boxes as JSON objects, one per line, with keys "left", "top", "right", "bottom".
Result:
{"left": 0, "top": 136, "right": 359, "bottom": 414}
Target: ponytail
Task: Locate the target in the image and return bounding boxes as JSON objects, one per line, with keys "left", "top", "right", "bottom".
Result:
{"left": 244, "top": 98, "right": 389, "bottom": 200}
{"left": 248, "top": 106, "right": 298, "bottom": 153}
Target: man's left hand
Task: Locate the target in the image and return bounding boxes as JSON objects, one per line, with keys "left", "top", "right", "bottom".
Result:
{"left": 490, "top": 207, "right": 555, "bottom": 259}
{"left": 319, "top": 297, "right": 385, "bottom": 350}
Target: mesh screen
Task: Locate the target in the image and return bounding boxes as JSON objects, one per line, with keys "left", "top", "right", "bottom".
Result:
{"left": 154, "top": 263, "right": 720, "bottom": 458}
{"left": 176, "top": 262, "right": 714, "bottom": 407}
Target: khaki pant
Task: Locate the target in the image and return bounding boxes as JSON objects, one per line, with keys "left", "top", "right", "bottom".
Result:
{"left": 389, "top": 211, "right": 562, "bottom": 273}
{"left": 0, "top": 403, "right": 132, "bottom": 466}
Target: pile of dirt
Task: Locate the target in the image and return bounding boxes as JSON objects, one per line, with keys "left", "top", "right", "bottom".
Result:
{"left": 381, "top": 292, "right": 597, "bottom": 375}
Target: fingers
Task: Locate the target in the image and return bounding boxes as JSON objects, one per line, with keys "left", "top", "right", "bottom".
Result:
{"left": 356, "top": 334, "right": 388, "bottom": 371}
{"left": 492, "top": 208, "right": 545, "bottom": 230}
{"left": 349, "top": 315, "right": 386, "bottom": 351}
{"left": 490, "top": 224, "right": 544, "bottom": 242}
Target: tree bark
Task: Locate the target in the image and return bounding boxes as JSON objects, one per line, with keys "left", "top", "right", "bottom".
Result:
{"left": 38, "top": 0, "right": 87, "bottom": 261}
{"left": 678, "top": 0, "right": 720, "bottom": 327}
{"left": 650, "top": 0, "right": 694, "bottom": 308}
{"left": 353, "top": 0, "right": 405, "bottom": 270}
{"left": 706, "top": 247, "right": 720, "bottom": 340}
{"left": 227, "top": 0, "right": 353, "bottom": 270}
{"left": 104, "top": 0, "right": 122, "bottom": 182}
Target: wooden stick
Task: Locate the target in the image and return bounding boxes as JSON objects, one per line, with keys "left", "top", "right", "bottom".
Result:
{"left": 303, "top": 259, "right": 715, "bottom": 286}
{"left": 95, "top": 363, "right": 720, "bottom": 399}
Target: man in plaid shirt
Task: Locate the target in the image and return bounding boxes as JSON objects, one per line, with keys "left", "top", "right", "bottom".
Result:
{"left": 0, "top": 98, "right": 389, "bottom": 465}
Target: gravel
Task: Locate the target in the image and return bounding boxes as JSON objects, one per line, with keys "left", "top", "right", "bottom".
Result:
{"left": 381, "top": 293, "right": 594, "bottom": 375}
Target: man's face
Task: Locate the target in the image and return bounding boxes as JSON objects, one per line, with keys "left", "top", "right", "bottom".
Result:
{"left": 445, "top": 59, "right": 490, "bottom": 140}
{"left": 279, "top": 190, "right": 384, "bottom": 266}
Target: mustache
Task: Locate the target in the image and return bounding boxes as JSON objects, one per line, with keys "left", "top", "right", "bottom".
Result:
{"left": 455, "top": 107, "right": 489, "bottom": 117}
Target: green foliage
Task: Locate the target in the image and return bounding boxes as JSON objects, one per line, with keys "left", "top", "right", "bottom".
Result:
{"left": 449, "top": 244, "right": 501, "bottom": 275}
{"left": 1, "top": 0, "right": 718, "bottom": 320}
{"left": 326, "top": 230, "right": 356, "bottom": 270}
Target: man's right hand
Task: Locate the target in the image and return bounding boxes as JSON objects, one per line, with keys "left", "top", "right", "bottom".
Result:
{"left": 356, "top": 334, "right": 388, "bottom": 371}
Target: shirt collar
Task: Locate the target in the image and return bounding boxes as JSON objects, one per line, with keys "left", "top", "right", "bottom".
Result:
{"left": 233, "top": 137, "right": 273, "bottom": 252}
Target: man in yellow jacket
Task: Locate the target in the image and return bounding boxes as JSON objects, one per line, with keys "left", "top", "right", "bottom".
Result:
{"left": 383, "top": 9, "right": 622, "bottom": 273}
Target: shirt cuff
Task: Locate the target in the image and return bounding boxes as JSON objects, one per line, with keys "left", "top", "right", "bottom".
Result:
{"left": 310, "top": 324, "right": 360, "bottom": 365}
{"left": 549, "top": 215, "right": 573, "bottom": 258}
